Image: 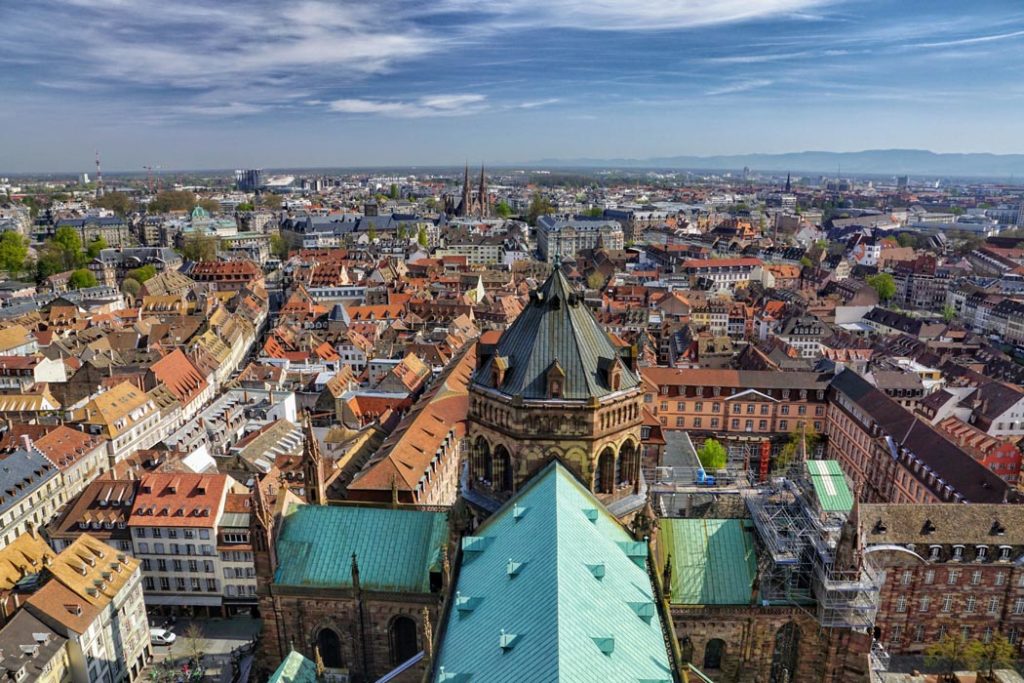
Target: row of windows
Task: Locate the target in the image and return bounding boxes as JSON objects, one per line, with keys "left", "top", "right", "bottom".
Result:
{"left": 142, "top": 558, "right": 216, "bottom": 574}
{"left": 143, "top": 577, "right": 219, "bottom": 592}
{"left": 890, "top": 624, "right": 1005, "bottom": 646}
{"left": 895, "top": 593, "right": 1002, "bottom": 615}
{"left": 135, "top": 542, "right": 216, "bottom": 556}
{"left": 133, "top": 527, "right": 211, "bottom": 540}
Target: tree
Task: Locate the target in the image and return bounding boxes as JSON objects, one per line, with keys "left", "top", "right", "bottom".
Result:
{"left": 417, "top": 226, "right": 428, "bottom": 248}
{"left": 799, "top": 256, "right": 813, "bottom": 268}
{"left": 259, "top": 193, "right": 283, "bottom": 210}
{"left": 866, "top": 273, "right": 896, "bottom": 302}
{"left": 925, "top": 633, "right": 971, "bottom": 682}
{"left": 53, "top": 226, "right": 82, "bottom": 255}
{"left": 776, "top": 422, "right": 821, "bottom": 472}
{"left": 697, "top": 439, "right": 727, "bottom": 471}
{"left": 389, "top": 183, "right": 400, "bottom": 200}
{"left": 964, "top": 634, "right": 1016, "bottom": 681}
{"left": 94, "top": 191, "right": 134, "bottom": 216}
{"left": 584, "top": 206, "right": 603, "bottom": 218}
{"left": 181, "top": 234, "right": 218, "bottom": 262}
{"left": 147, "top": 661, "right": 177, "bottom": 683}
{"left": 526, "top": 192, "right": 554, "bottom": 226}
{"left": 586, "top": 271, "right": 605, "bottom": 290}
{"left": 495, "top": 201, "right": 513, "bottom": 218}
{"left": 68, "top": 269, "right": 97, "bottom": 290}
{"left": 235, "top": 202, "right": 255, "bottom": 212}
{"left": 126, "top": 264, "right": 157, "bottom": 283}
{"left": 183, "top": 623, "right": 207, "bottom": 675}
{"left": 269, "top": 233, "right": 289, "bottom": 260}
{"left": 368, "top": 227, "right": 378, "bottom": 242}
{"left": 121, "top": 277, "right": 142, "bottom": 299}
{"left": 942, "top": 304, "right": 957, "bottom": 323}
{"left": 148, "top": 190, "right": 197, "bottom": 213}
{"left": 0, "top": 231, "right": 29, "bottom": 275}
{"left": 86, "top": 235, "right": 108, "bottom": 259}
{"left": 197, "top": 198, "right": 220, "bottom": 214}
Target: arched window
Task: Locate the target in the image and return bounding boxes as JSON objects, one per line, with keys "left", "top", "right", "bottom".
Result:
{"left": 771, "top": 622, "right": 800, "bottom": 683}
{"left": 493, "top": 445, "right": 513, "bottom": 492}
{"left": 315, "top": 628, "right": 343, "bottom": 669}
{"left": 619, "top": 441, "right": 638, "bottom": 486}
{"left": 596, "top": 448, "right": 616, "bottom": 493}
{"left": 473, "top": 437, "right": 491, "bottom": 484}
{"left": 389, "top": 616, "right": 419, "bottom": 665}
{"left": 703, "top": 638, "right": 725, "bottom": 669}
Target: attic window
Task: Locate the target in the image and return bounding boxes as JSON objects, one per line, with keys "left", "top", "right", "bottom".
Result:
{"left": 547, "top": 360, "right": 565, "bottom": 399}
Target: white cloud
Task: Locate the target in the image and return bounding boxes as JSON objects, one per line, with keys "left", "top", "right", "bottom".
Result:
{"left": 329, "top": 94, "right": 489, "bottom": 117}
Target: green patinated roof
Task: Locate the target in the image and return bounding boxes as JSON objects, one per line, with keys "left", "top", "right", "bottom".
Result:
{"left": 659, "top": 519, "right": 757, "bottom": 606}
{"left": 274, "top": 504, "right": 448, "bottom": 593}
{"left": 434, "top": 462, "right": 673, "bottom": 682}
{"left": 474, "top": 267, "right": 640, "bottom": 400}
{"left": 806, "top": 460, "right": 854, "bottom": 513}
{"left": 268, "top": 650, "right": 318, "bottom": 683}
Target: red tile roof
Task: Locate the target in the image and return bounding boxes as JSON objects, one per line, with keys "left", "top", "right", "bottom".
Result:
{"left": 129, "top": 472, "right": 228, "bottom": 527}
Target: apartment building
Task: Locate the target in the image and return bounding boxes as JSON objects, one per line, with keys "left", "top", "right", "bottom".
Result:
{"left": 536, "top": 216, "right": 624, "bottom": 263}
{"left": 0, "top": 439, "right": 61, "bottom": 549}
{"left": 25, "top": 535, "right": 150, "bottom": 683}
{"left": 127, "top": 473, "right": 243, "bottom": 616}
{"left": 76, "top": 382, "right": 166, "bottom": 465}
{"left": 826, "top": 369, "right": 1009, "bottom": 504}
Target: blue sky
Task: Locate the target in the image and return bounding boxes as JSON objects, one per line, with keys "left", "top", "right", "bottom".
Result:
{"left": 2, "top": 0, "right": 1024, "bottom": 172}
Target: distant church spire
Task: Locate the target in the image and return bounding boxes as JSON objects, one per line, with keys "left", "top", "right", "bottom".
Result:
{"left": 785, "top": 172, "right": 791, "bottom": 193}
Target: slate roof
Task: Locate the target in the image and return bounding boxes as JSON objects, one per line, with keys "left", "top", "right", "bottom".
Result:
{"left": 433, "top": 461, "right": 672, "bottom": 682}
{"left": 657, "top": 519, "right": 757, "bottom": 606}
{"left": 0, "top": 446, "right": 58, "bottom": 516}
{"left": 474, "top": 266, "right": 639, "bottom": 400}
{"left": 274, "top": 504, "right": 447, "bottom": 593}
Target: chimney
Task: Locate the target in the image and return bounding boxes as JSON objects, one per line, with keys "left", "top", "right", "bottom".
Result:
{"left": 20, "top": 434, "right": 32, "bottom": 451}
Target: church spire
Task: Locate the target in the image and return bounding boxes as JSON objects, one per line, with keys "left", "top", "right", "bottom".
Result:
{"left": 303, "top": 410, "right": 327, "bottom": 505}
{"left": 478, "top": 164, "right": 488, "bottom": 217}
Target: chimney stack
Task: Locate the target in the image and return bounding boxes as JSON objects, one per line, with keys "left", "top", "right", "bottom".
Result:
{"left": 20, "top": 434, "right": 32, "bottom": 451}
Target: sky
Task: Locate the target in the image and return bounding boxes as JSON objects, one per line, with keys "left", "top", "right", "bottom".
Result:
{"left": 2, "top": 0, "right": 1024, "bottom": 173}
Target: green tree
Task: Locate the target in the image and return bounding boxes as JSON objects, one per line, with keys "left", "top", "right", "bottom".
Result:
{"left": 126, "top": 265, "right": 157, "bottom": 283}
{"left": 584, "top": 206, "right": 604, "bottom": 218}
{"left": 586, "top": 271, "right": 605, "bottom": 289}
{"left": 526, "top": 192, "right": 554, "bottom": 226}
{"left": 86, "top": 235, "right": 108, "bottom": 259}
{"left": 942, "top": 305, "right": 957, "bottom": 323}
{"left": 197, "top": 198, "right": 220, "bottom": 214}
{"left": 121, "top": 277, "right": 142, "bottom": 299}
{"left": 697, "top": 439, "right": 728, "bottom": 471}
{"left": 94, "top": 191, "right": 134, "bottom": 215}
{"left": 424, "top": 197, "right": 439, "bottom": 211}
{"left": 269, "top": 233, "right": 289, "bottom": 260}
{"left": 235, "top": 202, "right": 255, "bottom": 212}
{"left": 925, "top": 633, "right": 971, "bottom": 682}
{"left": 495, "top": 201, "right": 513, "bottom": 218}
{"left": 417, "top": 226, "right": 428, "bottom": 248}
{"left": 259, "top": 193, "right": 283, "bottom": 210}
{"left": 866, "top": 272, "right": 896, "bottom": 302}
{"left": 964, "top": 635, "right": 1016, "bottom": 680}
{"left": 368, "top": 227, "right": 378, "bottom": 242}
{"left": 181, "top": 234, "right": 218, "bottom": 262}
{"left": 148, "top": 190, "right": 197, "bottom": 213}
{"left": 68, "top": 269, "right": 97, "bottom": 290}
{"left": 799, "top": 256, "right": 813, "bottom": 268}
{"left": 0, "top": 231, "right": 29, "bottom": 275}
{"left": 389, "top": 183, "right": 400, "bottom": 200}
{"left": 776, "top": 422, "right": 821, "bottom": 472}
{"left": 53, "top": 226, "right": 82, "bottom": 255}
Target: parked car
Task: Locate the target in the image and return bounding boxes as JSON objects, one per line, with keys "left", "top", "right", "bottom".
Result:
{"left": 150, "top": 628, "right": 176, "bottom": 646}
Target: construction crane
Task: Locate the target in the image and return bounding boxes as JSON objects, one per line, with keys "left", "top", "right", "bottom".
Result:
{"left": 143, "top": 165, "right": 154, "bottom": 193}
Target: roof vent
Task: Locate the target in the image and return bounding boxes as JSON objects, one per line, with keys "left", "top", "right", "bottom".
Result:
{"left": 991, "top": 520, "right": 1007, "bottom": 536}
{"left": 461, "top": 536, "right": 490, "bottom": 555}
{"left": 629, "top": 601, "right": 656, "bottom": 623}
{"left": 617, "top": 541, "right": 648, "bottom": 568}
{"left": 506, "top": 559, "right": 523, "bottom": 578}
{"left": 512, "top": 504, "right": 526, "bottom": 523}
{"left": 587, "top": 562, "right": 606, "bottom": 580}
{"left": 922, "top": 519, "right": 936, "bottom": 535}
{"left": 873, "top": 520, "right": 887, "bottom": 534}
{"left": 583, "top": 508, "right": 599, "bottom": 523}
{"left": 498, "top": 629, "right": 518, "bottom": 651}
{"left": 592, "top": 637, "right": 615, "bottom": 655}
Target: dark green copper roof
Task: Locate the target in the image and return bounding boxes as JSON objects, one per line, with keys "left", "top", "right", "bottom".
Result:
{"left": 474, "top": 267, "right": 639, "bottom": 400}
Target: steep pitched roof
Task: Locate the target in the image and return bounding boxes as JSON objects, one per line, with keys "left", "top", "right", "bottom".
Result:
{"left": 474, "top": 267, "right": 639, "bottom": 400}
{"left": 657, "top": 519, "right": 757, "bottom": 606}
{"left": 434, "top": 462, "right": 672, "bottom": 682}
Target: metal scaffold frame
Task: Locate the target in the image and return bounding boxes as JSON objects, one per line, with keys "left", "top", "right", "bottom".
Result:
{"left": 745, "top": 473, "right": 883, "bottom": 630}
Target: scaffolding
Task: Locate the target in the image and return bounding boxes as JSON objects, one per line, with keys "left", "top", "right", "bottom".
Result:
{"left": 745, "top": 473, "right": 882, "bottom": 630}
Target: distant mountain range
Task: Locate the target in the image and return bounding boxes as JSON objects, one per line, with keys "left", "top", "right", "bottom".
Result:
{"left": 525, "top": 149, "right": 1024, "bottom": 178}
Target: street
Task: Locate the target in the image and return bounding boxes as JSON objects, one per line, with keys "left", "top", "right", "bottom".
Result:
{"left": 146, "top": 617, "right": 262, "bottom": 682}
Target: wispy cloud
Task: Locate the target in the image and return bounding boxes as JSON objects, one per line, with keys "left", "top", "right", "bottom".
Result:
{"left": 706, "top": 79, "right": 774, "bottom": 96}
{"left": 914, "top": 28, "right": 1024, "bottom": 49}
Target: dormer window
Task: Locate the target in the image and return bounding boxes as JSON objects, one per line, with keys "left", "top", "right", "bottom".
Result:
{"left": 952, "top": 545, "right": 965, "bottom": 562}
{"left": 492, "top": 356, "right": 509, "bottom": 388}
{"left": 999, "top": 546, "right": 1012, "bottom": 562}
{"left": 977, "top": 546, "right": 989, "bottom": 562}
{"left": 546, "top": 360, "right": 565, "bottom": 399}
{"left": 929, "top": 545, "right": 941, "bottom": 561}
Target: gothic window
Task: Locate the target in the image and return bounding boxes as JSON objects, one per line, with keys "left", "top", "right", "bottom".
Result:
{"left": 596, "top": 448, "right": 616, "bottom": 494}
{"left": 493, "top": 445, "right": 513, "bottom": 492}
{"left": 315, "top": 628, "right": 343, "bottom": 670}
{"left": 389, "top": 616, "right": 418, "bottom": 666}
{"left": 703, "top": 639, "right": 725, "bottom": 670}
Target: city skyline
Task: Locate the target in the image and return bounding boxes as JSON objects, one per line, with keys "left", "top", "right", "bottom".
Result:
{"left": 3, "top": 0, "right": 1024, "bottom": 172}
